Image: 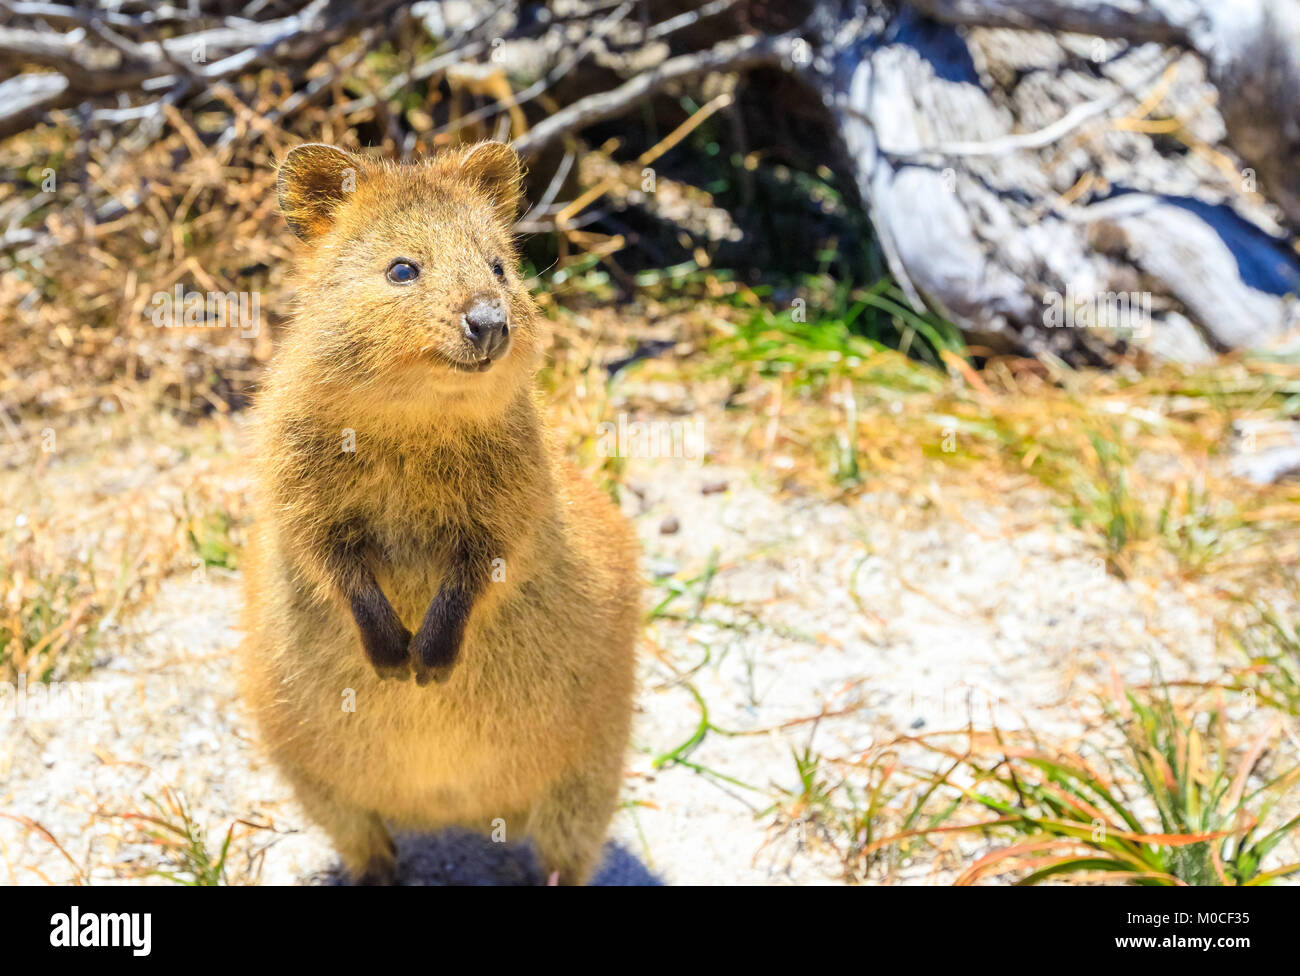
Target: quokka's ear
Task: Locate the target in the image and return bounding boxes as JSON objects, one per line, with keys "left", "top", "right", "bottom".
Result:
{"left": 278, "top": 143, "right": 362, "bottom": 240}
{"left": 459, "top": 141, "right": 524, "bottom": 227}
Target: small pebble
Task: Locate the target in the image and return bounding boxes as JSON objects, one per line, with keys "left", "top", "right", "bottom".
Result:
{"left": 659, "top": 515, "right": 680, "bottom": 535}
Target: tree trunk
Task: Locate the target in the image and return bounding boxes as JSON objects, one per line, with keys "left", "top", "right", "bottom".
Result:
{"left": 800, "top": 0, "right": 1300, "bottom": 360}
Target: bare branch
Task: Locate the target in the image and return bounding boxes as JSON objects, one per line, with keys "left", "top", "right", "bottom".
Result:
{"left": 906, "top": 0, "right": 1199, "bottom": 44}
{"left": 0, "top": 73, "right": 71, "bottom": 140}
{"left": 513, "top": 31, "right": 801, "bottom": 158}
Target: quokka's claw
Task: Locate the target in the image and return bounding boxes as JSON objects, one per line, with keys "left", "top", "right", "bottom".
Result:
{"left": 412, "top": 659, "right": 454, "bottom": 686}
{"left": 371, "top": 661, "right": 411, "bottom": 682}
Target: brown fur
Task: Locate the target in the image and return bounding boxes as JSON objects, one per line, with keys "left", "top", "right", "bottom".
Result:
{"left": 238, "top": 141, "right": 640, "bottom": 885}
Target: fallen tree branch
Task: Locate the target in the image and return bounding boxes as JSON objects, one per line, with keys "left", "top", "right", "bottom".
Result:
{"left": 903, "top": 0, "right": 1300, "bottom": 227}
{"left": 873, "top": 54, "right": 1176, "bottom": 160}
{"left": 433, "top": 0, "right": 636, "bottom": 140}
{"left": 906, "top": 0, "right": 1198, "bottom": 44}
{"left": 0, "top": 73, "right": 72, "bottom": 140}
{"left": 512, "top": 30, "right": 801, "bottom": 157}
{"left": 0, "top": 0, "right": 405, "bottom": 135}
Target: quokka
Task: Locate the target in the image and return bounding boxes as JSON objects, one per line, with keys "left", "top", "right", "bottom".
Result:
{"left": 238, "top": 140, "right": 640, "bottom": 885}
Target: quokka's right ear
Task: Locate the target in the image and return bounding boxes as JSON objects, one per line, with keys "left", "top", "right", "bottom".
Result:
{"left": 459, "top": 141, "right": 524, "bottom": 227}
{"left": 278, "top": 143, "right": 362, "bottom": 240}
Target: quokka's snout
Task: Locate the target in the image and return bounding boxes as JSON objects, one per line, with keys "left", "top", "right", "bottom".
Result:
{"left": 461, "top": 295, "right": 510, "bottom": 359}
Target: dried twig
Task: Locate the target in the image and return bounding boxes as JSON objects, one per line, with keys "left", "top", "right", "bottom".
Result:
{"left": 513, "top": 31, "right": 802, "bottom": 158}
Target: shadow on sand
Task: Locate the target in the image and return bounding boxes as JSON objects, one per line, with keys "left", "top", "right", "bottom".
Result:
{"left": 320, "top": 828, "right": 662, "bottom": 886}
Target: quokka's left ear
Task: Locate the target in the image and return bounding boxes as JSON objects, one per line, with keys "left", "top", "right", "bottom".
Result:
{"left": 278, "top": 143, "right": 362, "bottom": 240}
{"left": 459, "top": 141, "right": 524, "bottom": 227}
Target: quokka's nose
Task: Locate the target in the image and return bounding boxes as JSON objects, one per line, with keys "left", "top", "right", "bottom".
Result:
{"left": 462, "top": 298, "right": 508, "bottom": 357}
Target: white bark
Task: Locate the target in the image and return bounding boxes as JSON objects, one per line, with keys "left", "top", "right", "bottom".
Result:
{"left": 810, "top": 0, "right": 1300, "bottom": 358}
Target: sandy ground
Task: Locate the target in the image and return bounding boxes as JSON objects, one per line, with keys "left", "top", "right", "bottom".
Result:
{"left": 6, "top": 436, "right": 1276, "bottom": 886}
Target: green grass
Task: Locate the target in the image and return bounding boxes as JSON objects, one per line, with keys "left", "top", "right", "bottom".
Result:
{"left": 642, "top": 682, "right": 762, "bottom": 793}
{"left": 719, "top": 273, "right": 967, "bottom": 372}
{"left": 1080, "top": 428, "right": 1139, "bottom": 562}
{"left": 0, "top": 566, "right": 99, "bottom": 683}
{"left": 185, "top": 507, "right": 240, "bottom": 571}
{"left": 1155, "top": 478, "right": 1237, "bottom": 575}
{"left": 1233, "top": 602, "right": 1300, "bottom": 715}
{"left": 133, "top": 789, "right": 235, "bottom": 886}
{"left": 935, "top": 686, "right": 1300, "bottom": 885}
{"left": 763, "top": 745, "right": 961, "bottom": 881}
{"left": 754, "top": 679, "right": 1300, "bottom": 885}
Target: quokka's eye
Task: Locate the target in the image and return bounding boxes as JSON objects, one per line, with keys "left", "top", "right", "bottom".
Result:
{"left": 490, "top": 258, "right": 505, "bottom": 279}
{"left": 386, "top": 259, "right": 420, "bottom": 284}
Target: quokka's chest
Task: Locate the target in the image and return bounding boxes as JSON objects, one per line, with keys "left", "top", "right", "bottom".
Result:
{"left": 337, "top": 447, "right": 498, "bottom": 533}
{"left": 351, "top": 472, "right": 528, "bottom": 580}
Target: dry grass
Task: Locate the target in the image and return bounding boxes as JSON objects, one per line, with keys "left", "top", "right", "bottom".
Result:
{"left": 618, "top": 286, "right": 1300, "bottom": 594}
{"left": 1, "top": 411, "right": 247, "bottom": 683}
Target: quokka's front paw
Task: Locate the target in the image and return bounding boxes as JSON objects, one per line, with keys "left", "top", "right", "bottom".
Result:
{"left": 354, "top": 611, "right": 413, "bottom": 681}
{"left": 409, "top": 622, "right": 461, "bottom": 686}
{"left": 409, "top": 587, "right": 471, "bottom": 687}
